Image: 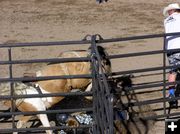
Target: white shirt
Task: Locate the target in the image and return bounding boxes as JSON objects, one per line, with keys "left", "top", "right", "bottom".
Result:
{"left": 164, "top": 12, "right": 180, "bottom": 50}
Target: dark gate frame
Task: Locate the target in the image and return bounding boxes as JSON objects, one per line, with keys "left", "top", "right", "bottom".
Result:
{"left": 1, "top": 32, "right": 180, "bottom": 133}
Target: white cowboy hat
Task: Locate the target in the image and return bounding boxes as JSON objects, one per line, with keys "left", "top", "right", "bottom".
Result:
{"left": 163, "top": 3, "right": 180, "bottom": 17}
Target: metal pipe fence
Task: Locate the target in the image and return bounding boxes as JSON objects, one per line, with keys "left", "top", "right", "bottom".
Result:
{"left": 0, "top": 34, "right": 113, "bottom": 133}
{"left": 105, "top": 32, "right": 180, "bottom": 124}
{"left": 1, "top": 32, "right": 180, "bottom": 133}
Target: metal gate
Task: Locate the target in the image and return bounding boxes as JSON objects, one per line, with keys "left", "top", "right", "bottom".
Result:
{"left": 0, "top": 35, "right": 113, "bottom": 133}
{"left": 1, "top": 32, "right": 180, "bottom": 133}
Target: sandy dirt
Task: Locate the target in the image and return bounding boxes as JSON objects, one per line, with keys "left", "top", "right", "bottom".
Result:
{"left": 1, "top": 0, "right": 180, "bottom": 133}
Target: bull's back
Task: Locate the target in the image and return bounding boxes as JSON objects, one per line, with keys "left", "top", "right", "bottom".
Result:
{"left": 59, "top": 51, "right": 91, "bottom": 89}
{"left": 36, "top": 64, "right": 70, "bottom": 93}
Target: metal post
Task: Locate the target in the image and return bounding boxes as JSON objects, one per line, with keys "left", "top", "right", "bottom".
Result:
{"left": 8, "top": 48, "right": 16, "bottom": 129}
{"left": 163, "top": 36, "right": 167, "bottom": 115}
{"left": 91, "top": 34, "right": 114, "bottom": 134}
{"left": 91, "top": 35, "right": 99, "bottom": 134}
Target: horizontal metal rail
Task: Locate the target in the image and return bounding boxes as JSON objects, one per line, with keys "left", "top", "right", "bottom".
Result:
{"left": 0, "top": 124, "right": 92, "bottom": 133}
{"left": 0, "top": 107, "right": 93, "bottom": 116}
{"left": 0, "top": 40, "right": 91, "bottom": 48}
{"left": 0, "top": 74, "right": 92, "bottom": 83}
{"left": 0, "top": 57, "right": 90, "bottom": 65}
{"left": 134, "top": 111, "right": 180, "bottom": 121}
{"left": 108, "top": 48, "right": 180, "bottom": 60}
{"left": 0, "top": 91, "right": 93, "bottom": 100}
{"left": 97, "top": 32, "right": 180, "bottom": 44}
{"left": 0, "top": 32, "right": 179, "bottom": 49}
{"left": 108, "top": 49, "right": 163, "bottom": 59}
{"left": 111, "top": 64, "right": 180, "bottom": 76}
{"left": 124, "top": 96, "right": 180, "bottom": 107}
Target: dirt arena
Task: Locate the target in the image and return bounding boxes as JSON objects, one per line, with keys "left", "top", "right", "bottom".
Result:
{"left": 1, "top": 0, "right": 180, "bottom": 133}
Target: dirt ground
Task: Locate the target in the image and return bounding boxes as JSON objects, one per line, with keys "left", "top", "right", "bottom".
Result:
{"left": 1, "top": 0, "right": 180, "bottom": 133}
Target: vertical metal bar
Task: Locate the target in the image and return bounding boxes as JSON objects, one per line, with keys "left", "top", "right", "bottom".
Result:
{"left": 96, "top": 71, "right": 107, "bottom": 131}
{"left": 92, "top": 35, "right": 106, "bottom": 133}
{"left": 93, "top": 40, "right": 114, "bottom": 134}
{"left": 91, "top": 35, "right": 99, "bottom": 134}
{"left": 109, "top": 94, "right": 114, "bottom": 134}
{"left": 163, "top": 36, "right": 167, "bottom": 115}
{"left": 92, "top": 35, "right": 114, "bottom": 134}
{"left": 8, "top": 48, "right": 16, "bottom": 129}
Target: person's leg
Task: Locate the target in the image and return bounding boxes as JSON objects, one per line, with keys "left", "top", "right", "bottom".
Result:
{"left": 168, "top": 72, "right": 178, "bottom": 108}
{"left": 167, "top": 54, "right": 178, "bottom": 107}
{"left": 168, "top": 72, "right": 176, "bottom": 90}
{"left": 168, "top": 72, "right": 176, "bottom": 83}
